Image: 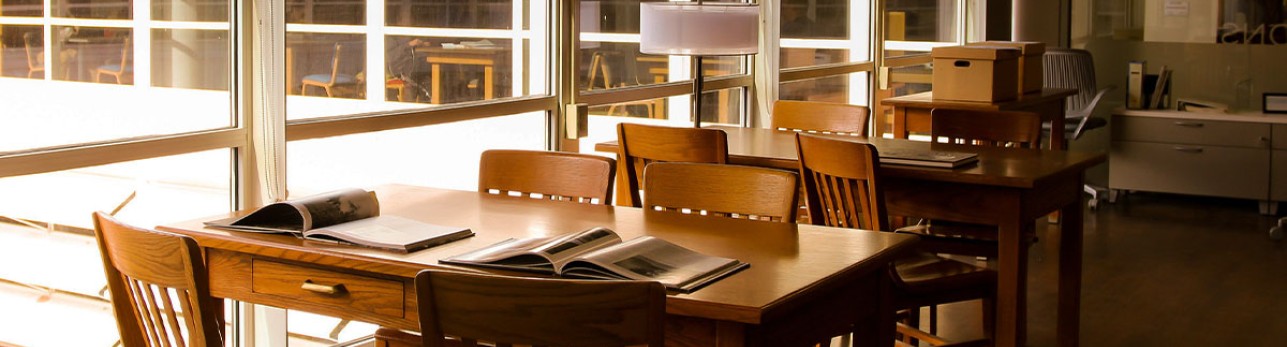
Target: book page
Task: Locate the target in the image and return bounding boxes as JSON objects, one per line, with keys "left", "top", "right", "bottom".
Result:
{"left": 288, "top": 188, "right": 379, "bottom": 230}
{"left": 305, "top": 215, "right": 473, "bottom": 252}
{"left": 534, "top": 227, "right": 622, "bottom": 271}
{"left": 440, "top": 227, "right": 622, "bottom": 273}
{"left": 562, "top": 236, "right": 746, "bottom": 292}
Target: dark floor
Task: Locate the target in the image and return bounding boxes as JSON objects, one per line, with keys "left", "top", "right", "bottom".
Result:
{"left": 932, "top": 192, "right": 1287, "bottom": 346}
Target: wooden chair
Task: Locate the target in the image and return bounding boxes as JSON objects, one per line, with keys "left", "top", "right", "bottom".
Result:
{"left": 92, "top": 211, "right": 225, "bottom": 347}
{"left": 902, "top": 108, "right": 1043, "bottom": 257}
{"left": 794, "top": 134, "right": 994, "bottom": 347}
{"left": 95, "top": 36, "right": 133, "bottom": 84}
{"left": 643, "top": 162, "right": 798, "bottom": 222}
{"left": 415, "top": 269, "right": 666, "bottom": 347}
{"left": 23, "top": 32, "right": 45, "bottom": 79}
{"left": 771, "top": 100, "right": 870, "bottom": 136}
{"left": 302, "top": 43, "right": 358, "bottom": 97}
{"left": 479, "top": 149, "right": 616, "bottom": 205}
{"left": 616, "top": 123, "right": 728, "bottom": 207}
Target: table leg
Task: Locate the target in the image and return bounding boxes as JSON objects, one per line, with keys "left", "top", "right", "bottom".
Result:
{"left": 893, "top": 106, "right": 909, "bottom": 139}
{"left": 431, "top": 63, "right": 442, "bottom": 104}
{"left": 483, "top": 66, "right": 494, "bottom": 100}
{"left": 994, "top": 196, "right": 1029, "bottom": 347}
{"left": 1058, "top": 181, "right": 1085, "bottom": 347}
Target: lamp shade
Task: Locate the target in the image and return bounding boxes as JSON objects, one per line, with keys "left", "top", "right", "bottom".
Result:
{"left": 639, "top": 2, "right": 759, "bottom": 56}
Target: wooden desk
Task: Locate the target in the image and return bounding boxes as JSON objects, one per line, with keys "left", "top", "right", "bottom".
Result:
{"left": 159, "top": 185, "right": 918, "bottom": 347}
{"left": 882, "top": 88, "right": 1077, "bottom": 149}
{"left": 596, "top": 126, "right": 1107, "bottom": 347}
{"left": 416, "top": 47, "right": 506, "bottom": 104}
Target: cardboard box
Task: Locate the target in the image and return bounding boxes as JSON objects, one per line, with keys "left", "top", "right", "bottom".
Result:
{"left": 931, "top": 46, "right": 1021, "bottom": 102}
{"left": 967, "top": 41, "right": 1045, "bottom": 95}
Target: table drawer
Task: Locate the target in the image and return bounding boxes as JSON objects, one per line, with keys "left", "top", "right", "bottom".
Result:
{"left": 1112, "top": 115, "right": 1271, "bottom": 148}
{"left": 251, "top": 259, "right": 404, "bottom": 317}
{"left": 1110, "top": 141, "right": 1270, "bottom": 200}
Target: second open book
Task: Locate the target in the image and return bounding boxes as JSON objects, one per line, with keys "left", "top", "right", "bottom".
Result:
{"left": 441, "top": 227, "right": 749, "bottom": 293}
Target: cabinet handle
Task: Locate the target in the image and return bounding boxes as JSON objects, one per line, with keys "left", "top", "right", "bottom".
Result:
{"left": 1172, "top": 146, "right": 1204, "bottom": 153}
{"left": 1173, "top": 121, "right": 1204, "bottom": 128}
{"left": 301, "top": 280, "right": 346, "bottom": 295}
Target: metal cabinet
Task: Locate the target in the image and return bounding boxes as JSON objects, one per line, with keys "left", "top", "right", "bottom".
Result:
{"left": 1110, "top": 110, "right": 1283, "bottom": 214}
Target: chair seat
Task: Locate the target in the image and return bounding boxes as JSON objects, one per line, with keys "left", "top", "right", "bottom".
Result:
{"left": 303, "top": 73, "right": 356, "bottom": 84}
{"left": 896, "top": 220, "right": 1038, "bottom": 257}
{"left": 98, "top": 64, "right": 133, "bottom": 73}
{"left": 893, "top": 251, "right": 995, "bottom": 296}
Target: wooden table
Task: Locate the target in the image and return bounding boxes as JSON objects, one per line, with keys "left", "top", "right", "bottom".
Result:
{"left": 596, "top": 126, "right": 1107, "bottom": 347}
{"left": 159, "top": 185, "right": 919, "bottom": 347}
{"left": 882, "top": 88, "right": 1078, "bottom": 149}
{"left": 416, "top": 46, "right": 506, "bottom": 104}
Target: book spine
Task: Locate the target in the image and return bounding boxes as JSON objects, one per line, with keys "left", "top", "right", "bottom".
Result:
{"left": 1127, "top": 61, "right": 1145, "bottom": 109}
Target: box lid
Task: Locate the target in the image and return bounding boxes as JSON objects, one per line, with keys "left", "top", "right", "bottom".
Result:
{"left": 966, "top": 41, "right": 1046, "bottom": 55}
{"left": 931, "top": 45, "right": 1021, "bottom": 60}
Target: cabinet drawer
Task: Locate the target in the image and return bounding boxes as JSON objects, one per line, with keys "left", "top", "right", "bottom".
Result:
{"left": 1112, "top": 115, "right": 1270, "bottom": 148}
{"left": 1275, "top": 150, "right": 1287, "bottom": 201}
{"left": 1110, "top": 141, "right": 1270, "bottom": 200}
{"left": 1275, "top": 124, "right": 1286, "bottom": 150}
{"left": 251, "top": 259, "right": 404, "bottom": 317}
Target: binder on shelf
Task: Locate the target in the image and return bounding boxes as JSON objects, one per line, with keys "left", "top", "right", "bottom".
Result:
{"left": 1127, "top": 61, "right": 1145, "bottom": 109}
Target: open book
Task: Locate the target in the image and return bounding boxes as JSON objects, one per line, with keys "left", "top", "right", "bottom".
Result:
{"left": 441, "top": 227, "right": 748, "bottom": 293}
{"left": 879, "top": 148, "right": 979, "bottom": 168}
{"left": 204, "top": 188, "right": 474, "bottom": 253}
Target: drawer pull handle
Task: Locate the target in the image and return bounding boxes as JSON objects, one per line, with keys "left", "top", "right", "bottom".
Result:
{"left": 1173, "top": 146, "right": 1204, "bottom": 153}
{"left": 301, "top": 280, "right": 346, "bottom": 295}
{"left": 1173, "top": 121, "right": 1204, "bottom": 128}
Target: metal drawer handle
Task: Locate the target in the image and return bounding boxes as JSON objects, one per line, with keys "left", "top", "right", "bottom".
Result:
{"left": 301, "top": 280, "right": 346, "bottom": 295}
{"left": 1173, "top": 146, "right": 1204, "bottom": 153}
{"left": 1173, "top": 121, "right": 1205, "bottom": 128}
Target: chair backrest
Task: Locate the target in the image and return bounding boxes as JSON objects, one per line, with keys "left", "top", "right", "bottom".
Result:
{"left": 617, "top": 123, "right": 728, "bottom": 207}
{"left": 643, "top": 162, "right": 799, "bottom": 222}
{"left": 327, "top": 43, "right": 343, "bottom": 83}
{"left": 929, "top": 109, "right": 1043, "bottom": 149}
{"left": 1043, "top": 48, "right": 1097, "bottom": 114}
{"left": 478, "top": 149, "right": 616, "bottom": 205}
{"left": 23, "top": 32, "right": 42, "bottom": 70}
{"left": 415, "top": 270, "right": 666, "bottom": 347}
{"left": 771, "top": 100, "right": 870, "bottom": 136}
{"left": 92, "top": 212, "right": 224, "bottom": 347}
{"left": 795, "top": 134, "right": 889, "bottom": 231}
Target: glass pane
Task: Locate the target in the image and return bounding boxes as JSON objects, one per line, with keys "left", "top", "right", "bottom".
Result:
{"left": 288, "top": 0, "right": 540, "bottom": 120}
{"left": 386, "top": 35, "right": 514, "bottom": 104}
{"left": 0, "top": 0, "right": 43, "bottom": 16}
{"left": 386, "top": 0, "right": 512, "bottom": 29}
{"left": 52, "top": 0, "right": 132, "bottom": 19}
{"left": 581, "top": 42, "right": 669, "bottom": 91}
{"left": 780, "top": 72, "right": 870, "bottom": 106}
{"left": 1, "top": 19, "right": 230, "bottom": 152}
{"left": 884, "top": 0, "right": 958, "bottom": 57}
{"left": 287, "top": 0, "right": 365, "bottom": 25}
{"left": 699, "top": 86, "right": 745, "bottom": 125}
{"left": 2, "top": 26, "right": 45, "bottom": 79}
{"left": 0, "top": 150, "right": 232, "bottom": 346}
{"left": 286, "top": 33, "right": 366, "bottom": 101}
{"left": 153, "top": 0, "right": 230, "bottom": 22}
{"left": 780, "top": 47, "right": 851, "bottom": 68}
{"left": 55, "top": 26, "right": 132, "bottom": 83}
{"left": 288, "top": 112, "right": 547, "bottom": 194}
{"left": 781, "top": 0, "right": 848, "bottom": 39}
{"left": 151, "top": 29, "right": 230, "bottom": 90}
